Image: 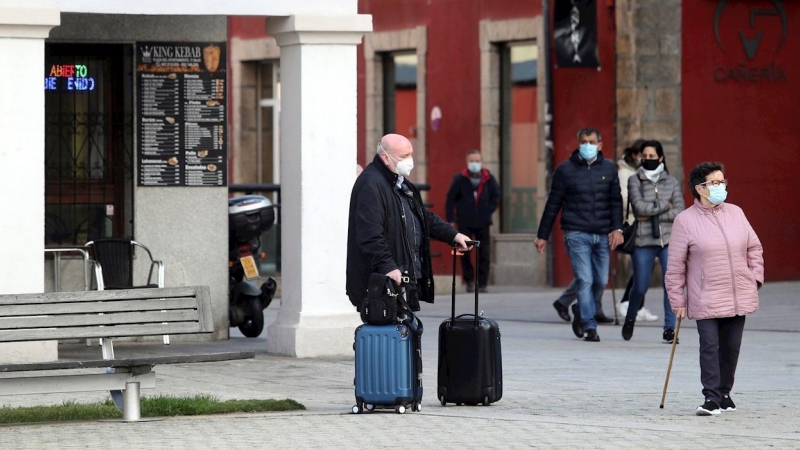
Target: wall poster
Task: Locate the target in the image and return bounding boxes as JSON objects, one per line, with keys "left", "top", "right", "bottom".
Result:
{"left": 554, "top": 0, "right": 600, "bottom": 68}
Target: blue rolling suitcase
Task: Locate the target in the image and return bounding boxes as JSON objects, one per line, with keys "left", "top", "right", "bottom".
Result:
{"left": 352, "top": 316, "right": 423, "bottom": 414}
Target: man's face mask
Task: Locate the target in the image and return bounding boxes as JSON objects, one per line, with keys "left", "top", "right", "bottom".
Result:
{"left": 579, "top": 143, "right": 598, "bottom": 161}
{"left": 386, "top": 151, "right": 414, "bottom": 177}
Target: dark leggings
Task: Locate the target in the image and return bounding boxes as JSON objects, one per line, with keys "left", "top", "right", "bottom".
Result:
{"left": 696, "top": 315, "right": 746, "bottom": 405}
{"left": 619, "top": 276, "right": 644, "bottom": 309}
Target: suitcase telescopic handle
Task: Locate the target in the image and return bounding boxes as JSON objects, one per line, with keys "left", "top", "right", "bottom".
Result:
{"left": 452, "top": 241, "right": 482, "bottom": 326}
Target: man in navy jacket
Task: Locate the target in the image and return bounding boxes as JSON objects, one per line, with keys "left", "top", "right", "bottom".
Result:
{"left": 446, "top": 150, "right": 500, "bottom": 292}
{"left": 535, "top": 128, "right": 623, "bottom": 342}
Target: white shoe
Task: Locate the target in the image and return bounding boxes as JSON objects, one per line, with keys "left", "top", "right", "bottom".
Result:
{"left": 617, "top": 302, "right": 628, "bottom": 317}
{"left": 637, "top": 307, "right": 659, "bottom": 322}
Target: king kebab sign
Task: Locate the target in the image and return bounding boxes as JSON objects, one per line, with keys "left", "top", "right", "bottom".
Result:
{"left": 712, "top": 0, "right": 788, "bottom": 83}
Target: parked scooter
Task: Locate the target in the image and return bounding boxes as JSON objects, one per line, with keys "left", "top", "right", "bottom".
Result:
{"left": 228, "top": 195, "right": 278, "bottom": 338}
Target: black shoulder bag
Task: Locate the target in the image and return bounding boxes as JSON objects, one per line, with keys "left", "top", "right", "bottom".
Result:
{"left": 616, "top": 182, "right": 642, "bottom": 255}
{"left": 361, "top": 273, "right": 407, "bottom": 325}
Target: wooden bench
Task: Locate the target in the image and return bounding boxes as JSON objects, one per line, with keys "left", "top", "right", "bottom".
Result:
{"left": 0, "top": 286, "right": 254, "bottom": 422}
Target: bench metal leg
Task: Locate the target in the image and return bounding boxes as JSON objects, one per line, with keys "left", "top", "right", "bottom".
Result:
{"left": 122, "top": 381, "right": 141, "bottom": 421}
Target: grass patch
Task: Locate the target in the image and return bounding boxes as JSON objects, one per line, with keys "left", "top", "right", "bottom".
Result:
{"left": 0, "top": 395, "right": 304, "bottom": 424}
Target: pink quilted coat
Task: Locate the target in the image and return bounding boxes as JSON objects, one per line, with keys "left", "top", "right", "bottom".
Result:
{"left": 665, "top": 200, "right": 764, "bottom": 320}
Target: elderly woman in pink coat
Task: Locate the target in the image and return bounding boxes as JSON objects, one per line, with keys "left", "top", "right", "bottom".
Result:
{"left": 665, "top": 161, "right": 764, "bottom": 417}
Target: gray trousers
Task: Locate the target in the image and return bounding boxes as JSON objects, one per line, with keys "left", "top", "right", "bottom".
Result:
{"left": 696, "top": 315, "right": 746, "bottom": 405}
{"left": 556, "top": 278, "right": 605, "bottom": 316}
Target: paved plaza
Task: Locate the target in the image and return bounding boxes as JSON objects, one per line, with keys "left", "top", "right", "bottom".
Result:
{"left": 1, "top": 282, "right": 799, "bottom": 449}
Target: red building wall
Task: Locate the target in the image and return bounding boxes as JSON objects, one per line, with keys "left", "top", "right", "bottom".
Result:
{"left": 682, "top": 0, "right": 800, "bottom": 280}
{"left": 357, "top": 0, "right": 615, "bottom": 283}
{"left": 548, "top": 2, "right": 617, "bottom": 286}
{"left": 232, "top": 0, "right": 618, "bottom": 285}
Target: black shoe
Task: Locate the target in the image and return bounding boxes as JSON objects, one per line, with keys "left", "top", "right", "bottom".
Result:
{"left": 720, "top": 395, "right": 736, "bottom": 412}
{"left": 622, "top": 319, "right": 635, "bottom": 341}
{"left": 696, "top": 399, "right": 721, "bottom": 416}
{"left": 466, "top": 284, "right": 475, "bottom": 293}
{"left": 571, "top": 304, "right": 583, "bottom": 338}
{"left": 583, "top": 329, "right": 600, "bottom": 342}
{"left": 594, "top": 314, "right": 614, "bottom": 324}
{"left": 663, "top": 328, "right": 679, "bottom": 344}
{"left": 553, "top": 301, "right": 571, "bottom": 322}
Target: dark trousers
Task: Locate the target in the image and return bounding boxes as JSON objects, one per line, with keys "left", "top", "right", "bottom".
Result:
{"left": 459, "top": 226, "right": 490, "bottom": 287}
{"left": 696, "top": 315, "right": 746, "bottom": 405}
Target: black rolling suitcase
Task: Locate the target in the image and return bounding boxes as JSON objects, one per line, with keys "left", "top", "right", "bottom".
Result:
{"left": 437, "top": 240, "right": 502, "bottom": 406}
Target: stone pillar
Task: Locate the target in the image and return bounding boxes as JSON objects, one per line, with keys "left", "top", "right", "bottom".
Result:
{"left": 265, "top": 14, "right": 372, "bottom": 357}
{"left": 0, "top": 4, "right": 60, "bottom": 363}
{"left": 616, "top": 0, "right": 682, "bottom": 184}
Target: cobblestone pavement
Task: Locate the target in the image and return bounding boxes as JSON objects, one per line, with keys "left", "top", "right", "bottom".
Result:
{"left": 1, "top": 282, "right": 799, "bottom": 449}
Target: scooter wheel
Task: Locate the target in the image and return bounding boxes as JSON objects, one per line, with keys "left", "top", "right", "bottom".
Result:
{"left": 395, "top": 405, "right": 406, "bottom": 414}
{"left": 237, "top": 297, "right": 265, "bottom": 338}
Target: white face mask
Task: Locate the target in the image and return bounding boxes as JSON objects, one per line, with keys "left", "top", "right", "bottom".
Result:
{"left": 385, "top": 151, "right": 414, "bottom": 177}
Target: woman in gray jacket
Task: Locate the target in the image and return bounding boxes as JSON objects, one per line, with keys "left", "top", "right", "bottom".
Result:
{"left": 622, "top": 140, "right": 685, "bottom": 342}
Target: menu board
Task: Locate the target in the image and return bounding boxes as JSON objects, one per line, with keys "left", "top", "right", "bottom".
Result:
{"left": 136, "top": 42, "right": 227, "bottom": 187}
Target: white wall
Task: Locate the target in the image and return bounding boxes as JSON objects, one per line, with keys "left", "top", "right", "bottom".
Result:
{"left": 0, "top": 6, "right": 60, "bottom": 362}
{"left": 53, "top": 0, "right": 357, "bottom": 16}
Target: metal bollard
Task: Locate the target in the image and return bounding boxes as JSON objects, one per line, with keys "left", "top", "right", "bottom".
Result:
{"left": 122, "top": 381, "right": 141, "bottom": 421}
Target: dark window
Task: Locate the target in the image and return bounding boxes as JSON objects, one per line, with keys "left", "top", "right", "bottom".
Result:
{"left": 499, "top": 41, "right": 538, "bottom": 233}
{"left": 382, "top": 52, "right": 418, "bottom": 138}
{"left": 45, "top": 44, "right": 134, "bottom": 246}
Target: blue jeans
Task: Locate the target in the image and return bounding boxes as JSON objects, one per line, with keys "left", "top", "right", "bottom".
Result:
{"left": 564, "top": 231, "right": 610, "bottom": 331}
{"left": 626, "top": 245, "right": 676, "bottom": 331}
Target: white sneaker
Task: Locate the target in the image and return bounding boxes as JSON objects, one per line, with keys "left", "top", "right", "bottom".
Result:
{"left": 637, "top": 307, "right": 659, "bottom": 322}
{"left": 617, "top": 302, "right": 629, "bottom": 317}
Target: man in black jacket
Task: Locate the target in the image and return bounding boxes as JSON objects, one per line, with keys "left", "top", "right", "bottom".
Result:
{"left": 347, "top": 134, "right": 472, "bottom": 311}
{"left": 445, "top": 149, "right": 500, "bottom": 293}
{"left": 535, "top": 128, "right": 624, "bottom": 342}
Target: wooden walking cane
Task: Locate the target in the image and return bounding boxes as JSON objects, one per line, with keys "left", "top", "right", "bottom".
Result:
{"left": 610, "top": 252, "right": 620, "bottom": 326}
{"left": 660, "top": 316, "right": 683, "bottom": 408}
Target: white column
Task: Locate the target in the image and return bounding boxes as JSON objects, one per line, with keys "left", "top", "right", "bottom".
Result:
{"left": 265, "top": 14, "right": 372, "bottom": 357}
{"left": 0, "top": 4, "right": 60, "bottom": 363}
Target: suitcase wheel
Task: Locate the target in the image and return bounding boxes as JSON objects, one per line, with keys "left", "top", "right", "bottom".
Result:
{"left": 395, "top": 405, "right": 406, "bottom": 414}
{"left": 365, "top": 404, "right": 375, "bottom": 412}
{"left": 352, "top": 404, "right": 362, "bottom": 414}
{"left": 456, "top": 402, "right": 463, "bottom": 406}
{"left": 439, "top": 396, "right": 446, "bottom": 407}
{"left": 412, "top": 402, "right": 421, "bottom": 412}
{"left": 482, "top": 396, "right": 490, "bottom": 406}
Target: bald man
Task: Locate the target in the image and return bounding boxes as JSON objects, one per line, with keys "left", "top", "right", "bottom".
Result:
{"left": 347, "top": 134, "right": 472, "bottom": 312}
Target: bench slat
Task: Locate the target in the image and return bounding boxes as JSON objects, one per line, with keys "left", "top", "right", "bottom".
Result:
{"left": 196, "top": 286, "right": 214, "bottom": 332}
{"left": 0, "top": 322, "right": 204, "bottom": 342}
{"left": 0, "top": 298, "right": 198, "bottom": 317}
{"left": 0, "top": 372, "right": 156, "bottom": 396}
{"left": 0, "top": 310, "right": 199, "bottom": 330}
{"left": 0, "top": 287, "right": 200, "bottom": 305}
{"left": 0, "top": 352, "right": 256, "bottom": 373}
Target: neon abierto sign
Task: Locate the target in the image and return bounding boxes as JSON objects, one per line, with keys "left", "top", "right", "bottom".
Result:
{"left": 45, "top": 64, "right": 96, "bottom": 91}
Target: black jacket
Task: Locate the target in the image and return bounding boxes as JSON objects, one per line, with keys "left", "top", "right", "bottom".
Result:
{"left": 346, "top": 154, "right": 458, "bottom": 310}
{"left": 445, "top": 169, "right": 500, "bottom": 229}
{"left": 537, "top": 150, "right": 623, "bottom": 239}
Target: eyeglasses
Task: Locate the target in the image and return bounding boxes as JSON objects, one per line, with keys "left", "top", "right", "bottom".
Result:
{"left": 698, "top": 180, "right": 728, "bottom": 188}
